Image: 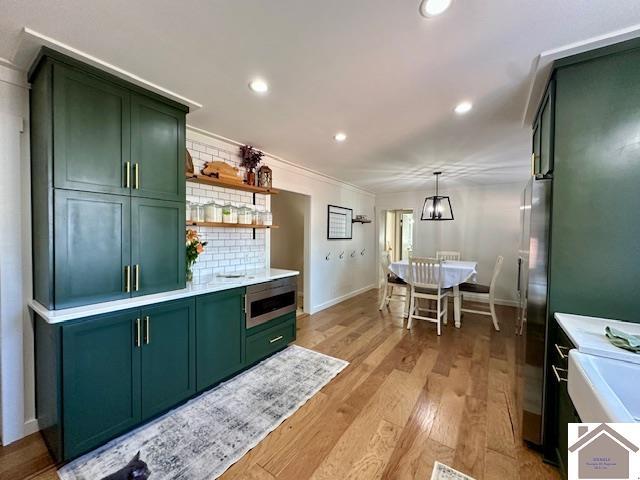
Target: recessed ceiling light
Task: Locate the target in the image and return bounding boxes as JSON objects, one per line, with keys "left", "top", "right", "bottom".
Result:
{"left": 334, "top": 132, "right": 347, "bottom": 142}
{"left": 248, "top": 79, "right": 269, "bottom": 94}
{"left": 454, "top": 101, "right": 472, "bottom": 114}
{"left": 419, "top": 0, "right": 453, "bottom": 17}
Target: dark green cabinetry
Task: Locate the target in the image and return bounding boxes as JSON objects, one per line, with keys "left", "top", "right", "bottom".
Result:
{"left": 245, "top": 313, "right": 296, "bottom": 365}
{"left": 532, "top": 78, "right": 555, "bottom": 178}
{"left": 62, "top": 310, "right": 141, "bottom": 459}
{"left": 54, "top": 190, "right": 131, "bottom": 308}
{"left": 52, "top": 63, "right": 131, "bottom": 195}
{"left": 196, "top": 288, "right": 246, "bottom": 391}
{"left": 140, "top": 300, "right": 196, "bottom": 419}
{"left": 36, "top": 298, "right": 195, "bottom": 461}
{"left": 131, "top": 94, "right": 186, "bottom": 202}
{"left": 131, "top": 198, "right": 185, "bottom": 296}
{"left": 30, "top": 49, "right": 188, "bottom": 309}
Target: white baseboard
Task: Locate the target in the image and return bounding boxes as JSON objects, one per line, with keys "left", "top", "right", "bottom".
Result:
{"left": 460, "top": 292, "right": 519, "bottom": 308}
{"left": 310, "top": 284, "right": 376, "bottom": 314}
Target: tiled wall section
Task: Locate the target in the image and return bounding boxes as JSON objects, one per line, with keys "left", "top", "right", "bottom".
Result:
{"left": 186, "top": 137, "right": 267, "bottom": 284}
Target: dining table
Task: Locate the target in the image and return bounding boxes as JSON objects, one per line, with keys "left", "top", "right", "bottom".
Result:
{"left": 389, "top": 259, "right": 478, "bottom": 328}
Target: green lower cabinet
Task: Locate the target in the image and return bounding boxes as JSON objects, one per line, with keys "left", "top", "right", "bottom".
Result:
{"left": 556, "top": 379, "right": 581, "bottom": 479}
{"left": 140, "top": 299, "right": 196, "bottom": 420}
{"left": 245, "top": 313, "right": 296, "bottom": 366}
{"left": 196, "top": 288, "right": 245, "bottom": 391}
{"left": 62, "top": 310, "right": 141, "bottom": 459}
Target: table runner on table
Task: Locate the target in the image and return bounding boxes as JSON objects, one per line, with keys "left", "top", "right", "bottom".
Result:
{"left": 389, "top": 260, "right": 477, "bottom": 288}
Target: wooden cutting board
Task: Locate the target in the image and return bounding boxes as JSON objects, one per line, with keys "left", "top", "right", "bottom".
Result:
{"left": 201, "top": 161, "right": 243, "bottom": 184}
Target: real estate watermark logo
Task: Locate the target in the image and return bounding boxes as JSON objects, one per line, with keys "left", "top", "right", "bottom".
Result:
{"left": 568, "top": 423, "right": 640, "bottom": 479}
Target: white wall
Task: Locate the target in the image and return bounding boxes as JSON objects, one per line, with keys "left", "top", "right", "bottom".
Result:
{"left": 271, "top": 190, "right": 307, "bottom": 294}
{"left": 0, "top": 62, "right": 37, "bottom": 445}
{"left": 376, "top": 182, "right": 523, "bottom": 305}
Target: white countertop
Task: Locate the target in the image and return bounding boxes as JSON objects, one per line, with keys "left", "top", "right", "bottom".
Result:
{"left": 30, "top": 268, "right": 299, "bottom": 324}
{"left": 555, "top": 312, "right": 640, "bottom": 365}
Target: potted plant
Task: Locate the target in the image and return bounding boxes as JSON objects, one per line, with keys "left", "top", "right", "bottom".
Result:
{"left": 239, "top": 145, "right": 264, "bottom": 185}
{"left": 186, "top": 228, "right": 207, "bottom": 282}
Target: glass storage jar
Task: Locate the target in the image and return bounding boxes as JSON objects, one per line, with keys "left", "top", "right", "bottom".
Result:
{"left": 222, "top": 202, "right": 234, "bottom": 223}
{"left": 204, "top": 202, "right": 223, "bottom": 223}
{"left": 263, "top": 209, "right": 273, "bottom": 226}
{"left": 186, "top": 201, "right": 193, "bottom": 222}
{"left": 238, "top": 205, "right": 252, "bottom": 225}
{"left": 254, "top": 206, "right": 264, "bottom": 225}
{"left": 193, "top": 204, "right": 205, "bottom": 222}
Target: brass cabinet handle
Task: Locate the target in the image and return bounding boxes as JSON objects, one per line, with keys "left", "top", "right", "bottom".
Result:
{"left": 552, "top": 364, "right": 568, "bottom": 383}
{"left": 555, "top": 343, "right": 570, "bottom": 360}
{"left": 243, "top": 295, "right": 247, "bottom": 314}
{"left": 133, "top": 163, "right": 139, "bottom": 189}
{"left": 269, "top": 335, "right": 283, "bottom": 344}
{"left": 144, "top": 316, "right": 150, "bottom": 344}
{"left": 531, "top": 153, "right": 535, "bottom": 176}
{"left": 124, "top": 265, "right": 131, "bottom": 293}
{"left": 125, "top": 161, "right": 131, "bottom": 188}
{"left": 134, "top": 264, "right": 140, "bottom": 291}
{"left": 135, "top": 318, "right": 141, "bottom": 347}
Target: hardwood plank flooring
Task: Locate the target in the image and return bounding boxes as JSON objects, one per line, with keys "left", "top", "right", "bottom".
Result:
{"left": 1, "top": 289, "right": 559, "bottom": 480}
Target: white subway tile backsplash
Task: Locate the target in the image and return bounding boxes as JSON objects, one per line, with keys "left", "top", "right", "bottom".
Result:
{"left": 187, "top": 137, "right": 267, "bottom": 284}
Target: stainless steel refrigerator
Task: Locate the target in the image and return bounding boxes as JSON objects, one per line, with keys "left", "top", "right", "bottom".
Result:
{"left": 519, "top": 177, "right": 552, "bottom": 447}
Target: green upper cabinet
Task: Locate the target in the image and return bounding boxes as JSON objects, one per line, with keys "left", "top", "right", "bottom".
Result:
{"left": 30, "top": 48, "right": 188, "bottom": 309}
{"left": 54, "top": 190, "right": 131, "bottom": 308}
{"left": 140, "top": 299, "right": 195, "bottom": 419}
{"left": 52, "top": 64, "right": 131, "bottom": 195}
{"left": 131, "top": 94, "right": 186, "bottom": 202}
{"left": 131, "top": 198, "right": 185, "bottom": 296}
{"left": 532, "top": 77, "right": 555, "bottom": 178}
{"left": 62, "top": 310, "right": 141, "bottom": 459}
{"left": 196, "top": 288, "right": 246, "bottom": 391}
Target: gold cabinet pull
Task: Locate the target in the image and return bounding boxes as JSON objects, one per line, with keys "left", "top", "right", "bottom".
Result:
{"left": 144, "top": 316, "right": 150, "bottom": 344}
{"left": 269, "top": 335, "right": 283, "bottom": 344}
{"left": 555, "top": 343, "right": 570, "bottom": 360}
{"left": 135, "top": 318, "right": 141, "bottom": 347}
{"left": 125, "top": 161, "right": 131, "bottom": 188}
{"left": 552, "top": 365, "right": 568, "bottom": 383}
{"left": 124, "top": 265, "right": 131, "bottom": 293}
{"left": 133, "top": 163, "right": 139, "bottom": 189}
{"left": 134, "top": 264, "right": 140, "bottom": 291}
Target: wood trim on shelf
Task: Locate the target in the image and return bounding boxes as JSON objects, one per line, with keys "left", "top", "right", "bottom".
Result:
{"left": 186, "top": 221, "right": 278, "bottom": 229}
{"left": 186, "top": 174, "right": 279, "bottom": 195}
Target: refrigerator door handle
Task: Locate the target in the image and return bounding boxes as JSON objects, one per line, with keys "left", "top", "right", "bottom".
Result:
{"left": 517, "top": 257, "right": 522, "bottom": 292}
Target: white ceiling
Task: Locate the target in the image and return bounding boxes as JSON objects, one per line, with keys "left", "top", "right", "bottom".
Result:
{"left": 3, "top": 1, "right": 640, "bottom": 192}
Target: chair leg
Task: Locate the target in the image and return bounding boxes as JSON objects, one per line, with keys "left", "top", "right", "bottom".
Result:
{"left": 379, "top": 281, "right": 388, "bottom": 311}
{"left": 490, "top": 298, "right": 500, "bottom": 331}
{"left": 442, "top": 296, "right": 448, "bottom": 325}
{"left": 436, "top": 296, "right": 441, "bottom": 335}
{"left": 407, "top": 290, "right": 416, "bottom": 329}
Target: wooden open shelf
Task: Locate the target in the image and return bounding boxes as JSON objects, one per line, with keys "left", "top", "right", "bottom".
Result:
{"left": 187, "top": 221, "right": 279, "bottom": 229}
{"left": 186, "top": 174, "right": 279, "bottom": 195}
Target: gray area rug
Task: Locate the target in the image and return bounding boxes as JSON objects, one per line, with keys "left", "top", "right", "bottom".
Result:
{"left": 59, "top": 345, "right": 348, "bottom": 480}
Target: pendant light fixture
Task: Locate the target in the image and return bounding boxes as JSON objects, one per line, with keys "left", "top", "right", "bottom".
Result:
{"left": 421, "top": 172, "right": 454, "bottom": 221}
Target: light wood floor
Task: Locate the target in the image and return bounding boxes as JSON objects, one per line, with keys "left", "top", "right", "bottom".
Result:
{"left": 1, "top": 289, "right": 560, "bottom": 480}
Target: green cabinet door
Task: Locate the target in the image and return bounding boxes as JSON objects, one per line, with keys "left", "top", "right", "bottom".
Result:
{"left": 140, "top": 299, "right": 195, "bottom": 419}
{"left": 62, "top": 310, "right": 141, "bottom": 459}
{"left": 131, "top": 198, "right": 185, "bottom": 296}
{"left": 54, "top": 190, "right": 131, "bottom": 308}
{"left": 53, "top": 64, "right": 131, "bottom": 195}
{"left": 131, "top": 94, "right": 186, "bottom": 202}
{"left": 532, "top": 120, "right": 541, "bottom": 176}
{"left": 196, "top": 288, "right": 245, "bottom": 391}
{"left": 538, "top": 79, "right": 555, "bottom": 177}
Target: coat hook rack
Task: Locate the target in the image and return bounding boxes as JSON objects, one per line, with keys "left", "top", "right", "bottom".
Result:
{"left": 361, "top": 248, "right": 366, "bottom": 256}
{"left": 350, "top": 251, "right": 356, "bottom": 258}
{"left": 339, "top": 251, "right": 345, "bottom": 259}
{"left": 325, "top": 252, "right": 331, "bottom": 261}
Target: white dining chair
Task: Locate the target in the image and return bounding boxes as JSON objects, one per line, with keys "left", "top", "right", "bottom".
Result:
{"left": 459, "top": 255, "right": 503, "bottom": 331}
{"left": 379, "top": 251, "right": 407, "bottom": 310}
{"left": 436, "top": 250, "right": 461, "bottom": 261}
{"left": 406, "top": 257, "right": 448, "bottom": 335}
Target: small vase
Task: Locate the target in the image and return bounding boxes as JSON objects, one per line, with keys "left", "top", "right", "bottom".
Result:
{"left": 246, "top": 170, "right": 256, "bottom": 186}
{"left": 186, "top": 268, "right": 193, "bottom": 283}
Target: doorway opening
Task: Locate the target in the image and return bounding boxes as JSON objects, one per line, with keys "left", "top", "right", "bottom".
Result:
{"left": 384, "top": 209, "right": 414, "bottom": 262}
{"left": 269, "top": 190, "right": 309, "bottom": 316}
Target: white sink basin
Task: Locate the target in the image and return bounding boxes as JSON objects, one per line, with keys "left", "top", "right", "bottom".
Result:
{"left": 568, "top": 350, "right": 640, "bottom": 423}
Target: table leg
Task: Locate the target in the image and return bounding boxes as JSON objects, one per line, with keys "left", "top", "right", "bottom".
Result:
{"left": 453, "top": 285, "right": 461, "bottom": 328}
